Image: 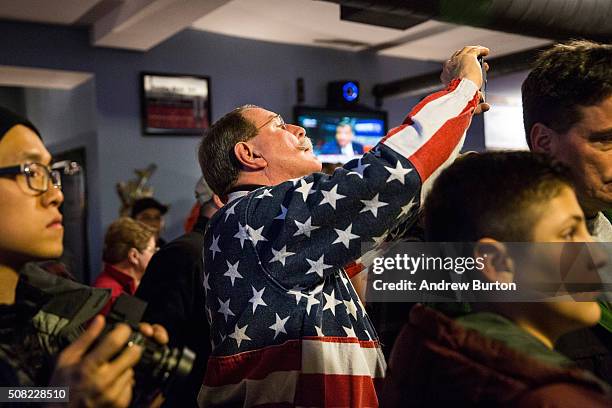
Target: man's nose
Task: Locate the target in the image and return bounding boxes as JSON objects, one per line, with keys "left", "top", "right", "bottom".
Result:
{"left": 288, "top": 124, "right": 306, "bottom": 138}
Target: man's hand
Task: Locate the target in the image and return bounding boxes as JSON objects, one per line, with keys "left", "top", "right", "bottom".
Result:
{"left": 48, "top": 315, "right": 139, "bottom": 407}
{"left": 48, "top": 316, "right": 170, "bottom": 408}
{"left": 441, "top": 45, "right": 490, "bottom": 114}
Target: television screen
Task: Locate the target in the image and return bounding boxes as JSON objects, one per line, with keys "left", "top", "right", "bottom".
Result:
{"left": 294, "top": 106, "right": 388, "bottom": 163}
{"left": 141, "top": 72, "right": 211, "bottom": 136}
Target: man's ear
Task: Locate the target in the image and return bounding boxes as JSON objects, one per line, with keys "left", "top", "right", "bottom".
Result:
{"left": 529, "top": 123, "right": 555, "bottom": 154}
{"left": 212, "top": 194, "right": 224, "bottom": 209}
{"left": 234, "top": 142, "right": 267, "bottom": 171}
{"left": 127, "top": 247, "right": 140, "bottom": 266}
{"left": 474, "top": 238, "right": 514, "bottom": 284}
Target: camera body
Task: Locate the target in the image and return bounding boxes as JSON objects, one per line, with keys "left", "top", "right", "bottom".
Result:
{"left": 95, "top": 295, "right": 196, "bottom": 405}
{"left": 17, "top": 264, "right": 194, "bottom": 407}
{"left": 477, "top": 55, "right": 487, "bottom": 102}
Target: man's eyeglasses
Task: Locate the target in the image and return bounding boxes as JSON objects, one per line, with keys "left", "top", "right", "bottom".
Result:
{"left": 256, "top": 114, "right": 287, "bottom": 131}
{"left": 140, "top": 245, "right": 160, "bottom": 254}
{"left": 0, "top": 161, "right": 80, "bottom": 193}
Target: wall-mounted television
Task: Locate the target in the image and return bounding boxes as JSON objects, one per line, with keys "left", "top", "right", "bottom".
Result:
{"left": 294, "top": 106, "right": 387, "bottom": 163}
{"left": 141, "top": 72, "right": 211, "bottom": 136}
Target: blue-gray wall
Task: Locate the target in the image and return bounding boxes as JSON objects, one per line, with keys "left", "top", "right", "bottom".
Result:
{"left": 0, "top": 20, "right": 459, "bottom": 281}
{"left": 24, "top": 81, "right": 97, "bottom": 148}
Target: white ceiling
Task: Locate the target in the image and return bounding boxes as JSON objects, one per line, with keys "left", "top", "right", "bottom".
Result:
{"left": 190, "top": 0, "right": 552, "bottom": 61}
{"left": 91, "top": 0, "right": 231, "bottom": 51}
{"left": 377, "top": 23, "right": 551, "bottom": 61}
{"left": 192, "top": 0, "right": 401, "bottom": 50}
{"left": 0, "top": 0, "right": 552, "bottom": 60}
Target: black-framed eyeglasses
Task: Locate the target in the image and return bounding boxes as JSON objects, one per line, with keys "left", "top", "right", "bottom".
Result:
{"left": 0, "top": 161, "right": 78, "bottom": 193}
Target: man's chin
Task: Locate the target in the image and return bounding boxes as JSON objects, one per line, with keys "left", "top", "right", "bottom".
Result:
{"left": 293, "top": 160, "right": 322, "bottom": 179}
{"left": 311, "top": 157, "right": 323, "bottom": 172}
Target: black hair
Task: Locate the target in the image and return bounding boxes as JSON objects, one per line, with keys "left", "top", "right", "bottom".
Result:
{"left": 522, "top": 40, "right": 612, "bottom": 148}
{"left": 0, "top": 107, "right": 41, "bottom": 141}
{"left": 424, "top": 151, "right": 574, "bottom": 242}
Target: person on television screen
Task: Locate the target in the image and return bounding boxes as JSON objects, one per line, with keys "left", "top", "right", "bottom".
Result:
{"left": 319, "top": 119, "right": 364, "bottom": 156}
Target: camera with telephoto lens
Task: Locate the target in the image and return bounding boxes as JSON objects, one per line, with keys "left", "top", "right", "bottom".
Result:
{"left": 17, "top": 263, "right": 195, "bottom": 406}
{"left": 101, "top": 294, "right": 195, "bottom": 405}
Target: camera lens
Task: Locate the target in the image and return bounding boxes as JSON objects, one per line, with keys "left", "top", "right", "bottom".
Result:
{"left": 134, "top": 332, "right": 195, "bottom": 387}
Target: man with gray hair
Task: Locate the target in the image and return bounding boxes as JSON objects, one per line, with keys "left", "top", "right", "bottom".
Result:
{"left": 197, "top": 46, "right": 488, "bottom": 406}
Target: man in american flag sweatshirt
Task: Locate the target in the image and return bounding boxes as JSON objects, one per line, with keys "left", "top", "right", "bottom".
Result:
{"left": 197, "top": 45, "right": 489, "bottom": 407}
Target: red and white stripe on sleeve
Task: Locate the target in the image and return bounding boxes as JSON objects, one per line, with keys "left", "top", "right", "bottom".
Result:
{"left": 381, "top": 78, "right": 480, "bottom": 201}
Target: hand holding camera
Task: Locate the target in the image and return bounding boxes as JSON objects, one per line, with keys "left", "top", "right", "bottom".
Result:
{"left": 441, "top": 45, "right": 490, "bottom": 114}
{"left": 49, "top": 315, "right": 147, "bottom": 408}
{"left": 49, "top": 295, "right": 192, "bottom": 407}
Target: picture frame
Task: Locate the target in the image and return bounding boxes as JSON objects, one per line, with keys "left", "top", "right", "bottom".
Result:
{"left": 141, "top": 72, "right": 211, "bottom": 136}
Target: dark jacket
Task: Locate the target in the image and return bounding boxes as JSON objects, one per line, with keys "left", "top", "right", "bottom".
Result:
{"left": 0, "top": 263, "right": 109, "bottom": 387}
{"left": 136, "top": 214, "right": 210, "bottom": 408}
{"left": 0, "top": 283, "right": 51, "bottom": 387}
{"left": 382, "top": 305, "right": 612, "bottom": 407}
{"left": 556, "top": 304, "right": 612, "bottom": 384}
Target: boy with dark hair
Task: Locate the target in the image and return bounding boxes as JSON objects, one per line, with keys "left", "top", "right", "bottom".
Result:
{"left": 383, "top": 152, "right": 611, "bottom": 406}
{"left": 425, "top": 152, "right": 577, "bottom": 242}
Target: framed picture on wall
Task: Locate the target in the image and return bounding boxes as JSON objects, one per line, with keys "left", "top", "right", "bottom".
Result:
{"left": 141, "top": 72, "right": 211, "bottom": 136}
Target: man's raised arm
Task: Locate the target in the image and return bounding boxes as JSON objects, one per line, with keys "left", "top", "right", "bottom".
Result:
{"left": 217, "top": 46, "right": 489, "bottom": 290}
